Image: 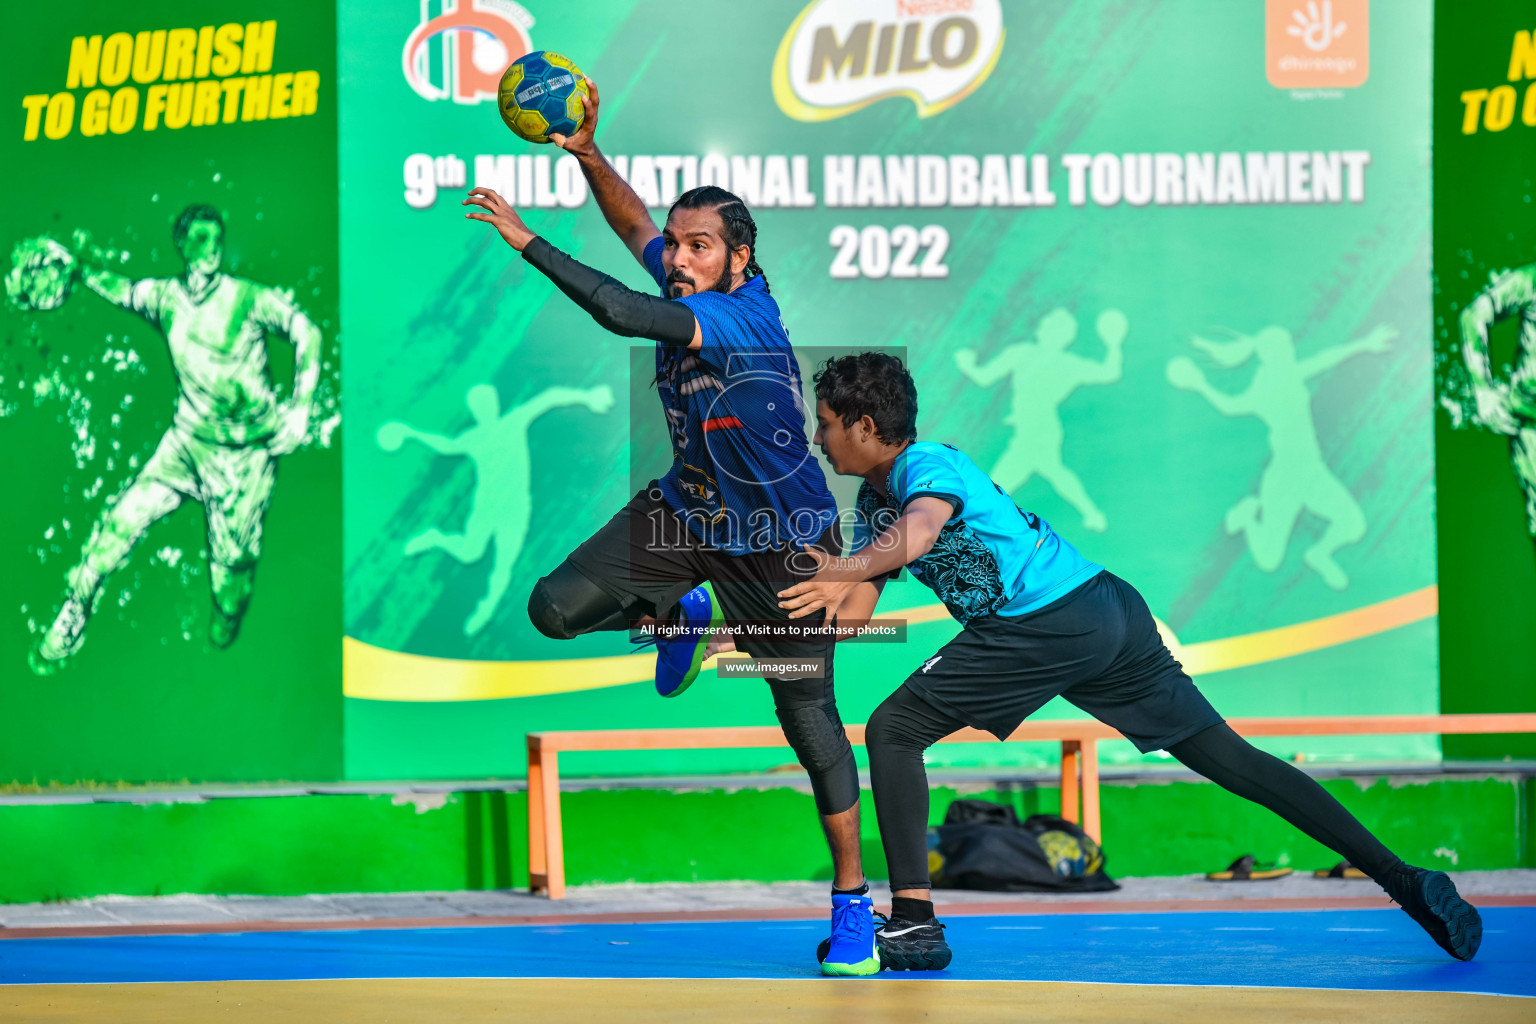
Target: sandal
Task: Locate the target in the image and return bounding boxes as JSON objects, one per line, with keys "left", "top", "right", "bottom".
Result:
{"left": 1206, "top": 854, "right": 1294, "bottom": 881}
{"left": 1313, "top": 860, "right": 1369, "bottom": 879}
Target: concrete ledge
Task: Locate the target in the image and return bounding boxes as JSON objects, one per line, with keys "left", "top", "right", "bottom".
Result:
{"left": 3, "top": 870, "right": 1534, "bottom": 934}
{"left": 3, "top": 760, "right": 1532, "bottom": 805}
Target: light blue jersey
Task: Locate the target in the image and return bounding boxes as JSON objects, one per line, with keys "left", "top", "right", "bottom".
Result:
{"left": 851, "top": 442, "right": 1103, "bottom": 624}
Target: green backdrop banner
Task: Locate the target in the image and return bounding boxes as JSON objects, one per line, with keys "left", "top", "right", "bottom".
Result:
{"left": 1, "top": 2, "right": 342, "bottom": 784}
{"left": 339, "top": 0, "right": 1438, "bottom": 779}
{"left": 1432, "top": 0, "right": 1536, "bottom": 758}
{"left": 1, "top": 1, "right": 1447, "bottom": 786}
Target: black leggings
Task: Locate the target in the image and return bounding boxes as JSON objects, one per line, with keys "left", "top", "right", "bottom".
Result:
{"left": 867, "top": 684, "right": 1405, "bottom": 893}
{"left": 528, "top": 562, "right": 860, "bottom": 816}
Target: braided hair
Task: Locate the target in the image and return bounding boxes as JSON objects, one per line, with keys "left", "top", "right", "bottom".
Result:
{"left": 669, "top": 185, "right": 769, "bottom": 294}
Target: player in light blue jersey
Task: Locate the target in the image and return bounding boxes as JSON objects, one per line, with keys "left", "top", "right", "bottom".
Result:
{"left": 771, "top": 353, "right": 1480, "bottom": 971}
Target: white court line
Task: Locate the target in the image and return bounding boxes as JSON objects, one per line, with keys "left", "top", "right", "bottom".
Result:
{"left": 1212, "top": 927, "right": 1276, "bottom": 932}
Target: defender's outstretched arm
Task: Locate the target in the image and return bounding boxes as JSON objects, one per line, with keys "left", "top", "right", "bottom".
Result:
{"left": 777, "top": 497, "right": 953, "bottom": 619}
{"left": 706, "top": 579, "right": 886, "bottom": 659}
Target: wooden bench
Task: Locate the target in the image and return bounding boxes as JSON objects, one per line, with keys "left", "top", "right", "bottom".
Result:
{"left": 526, "top": 713, "right": 1536, "bottom": 898}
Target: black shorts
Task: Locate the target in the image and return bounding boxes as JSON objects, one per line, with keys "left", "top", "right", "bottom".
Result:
{"left": 903, "top": 571, "right": 1223, "bottom": 751}
{"left": 565, "top": 481, "right": 839, "bottom": 661}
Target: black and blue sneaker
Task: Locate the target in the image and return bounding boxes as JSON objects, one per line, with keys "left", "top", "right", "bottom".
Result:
{"left": 630, "top": 584, "right": 721, "bottom": 698}
{"left": 817, "top": 892, "right": 880, "bottom": 976}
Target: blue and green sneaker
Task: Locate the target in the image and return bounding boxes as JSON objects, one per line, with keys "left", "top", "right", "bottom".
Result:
{"left": 631, "top": 584, "right": 721, "bottom": 698}
{"left": 818, "top": 892, "right": 880, "bottom": 977}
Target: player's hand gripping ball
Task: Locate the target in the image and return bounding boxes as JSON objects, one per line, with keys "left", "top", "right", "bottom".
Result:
{"left": 498, "top": 51, "right": 589, "bottom": 143}
{"left": 5, "top": 236, "right": 76, "bottom": 312}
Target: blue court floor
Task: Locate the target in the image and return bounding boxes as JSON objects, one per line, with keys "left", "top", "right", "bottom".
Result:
{"left": 2, "top": 907, "right": 1530, "bottom": 995}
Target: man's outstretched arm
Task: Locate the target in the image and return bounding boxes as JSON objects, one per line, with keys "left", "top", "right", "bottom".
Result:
{"left": 706, "top": 578, "right": 885, "bottom": 660}
{"left": 464, "top": 186, "right": 702, "bottom": 350}
{"left": 549, "top": 80, "right": 660, "bottom": 267}
{"left": 777, "top": 498, "right": 953, "bottom": 619}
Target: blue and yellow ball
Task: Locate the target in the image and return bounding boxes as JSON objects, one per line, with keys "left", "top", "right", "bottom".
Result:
{"left": 498, "top": 51, "right": 588, "bottom": 143}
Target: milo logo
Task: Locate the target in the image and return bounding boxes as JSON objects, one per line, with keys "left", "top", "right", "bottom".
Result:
{"left": 773, "top": 0, "right": 1005, "bottom": 121}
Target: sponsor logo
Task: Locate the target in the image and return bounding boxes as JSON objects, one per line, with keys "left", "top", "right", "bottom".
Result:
{"left": 1265, "top": 0, "right": 1369, "bottom": 89}
{"left": 773, "top": 0, "right": 1004, "bottom": 122}
{"left": 402, "top": 0, "right": 534, "bottom": 105}
{"left": 921, "top": 655, "right": 942, "bottom": 673}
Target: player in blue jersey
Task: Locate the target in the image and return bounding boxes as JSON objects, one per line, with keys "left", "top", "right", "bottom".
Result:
{"left": 463, "top": 82, "right": 876, "bottom": 976}
{"left": 772, "top": 353, "right": 1482, "bottom": 970}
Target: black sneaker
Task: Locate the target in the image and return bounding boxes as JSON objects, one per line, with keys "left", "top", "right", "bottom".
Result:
{"left": 1386, "top": 866, "right": 1482, "bottom": 961}
{"left": 875, "top": 911, "right": 952, "bottom": 971}
{"left": 816, "top": 912, "right": 953, "bottom": 972}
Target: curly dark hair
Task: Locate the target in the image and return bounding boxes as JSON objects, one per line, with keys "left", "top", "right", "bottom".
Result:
{"left": 812, "top": 352, "right": 918, "bottom": 445}
{"left": 172, "top": 203, "right": 224, "bottom": 244}
{"left": 669, "top": 185, "right": 767, "bottom": 293}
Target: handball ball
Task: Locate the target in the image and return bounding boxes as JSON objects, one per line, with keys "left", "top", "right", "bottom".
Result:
{"left": 5, "top": 237, "right": 76, "bottom": 312}
{"left": 498, "top": 51, "right": 588, "bottom": 143}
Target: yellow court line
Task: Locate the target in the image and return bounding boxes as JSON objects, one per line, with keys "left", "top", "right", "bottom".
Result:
{"left": 8, "top": 978, "right": 1529, "bottom": 1024}
{"left": 343, "top": 586, "right": 1438, "bottom": 703}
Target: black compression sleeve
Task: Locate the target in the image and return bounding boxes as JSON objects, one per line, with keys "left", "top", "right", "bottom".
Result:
{"left": 521, "top": 236, "right": 696, "bottom": 347}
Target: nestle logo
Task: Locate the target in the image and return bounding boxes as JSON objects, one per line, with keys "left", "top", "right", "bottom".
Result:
{"left": 895, "top": 0, "right": 974, "bottom": 15}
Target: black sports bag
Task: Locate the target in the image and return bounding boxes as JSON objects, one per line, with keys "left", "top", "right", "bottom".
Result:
{"left": 926, "top": 799, "right": 1120, "bottom": 892}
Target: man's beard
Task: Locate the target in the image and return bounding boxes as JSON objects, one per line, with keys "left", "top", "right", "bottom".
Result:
{"left": 667, "top": 262, "right": 733, "bottom": 298}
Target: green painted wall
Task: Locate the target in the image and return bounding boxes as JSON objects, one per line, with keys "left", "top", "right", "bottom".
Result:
{"left": 2, "top": 775, "right": 1526, "bottom": 904}
{"left": 1432, "top": 3, "right": 1536, "bottom": 757}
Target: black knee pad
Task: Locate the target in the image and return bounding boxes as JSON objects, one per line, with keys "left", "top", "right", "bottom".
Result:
{"left": 527, "top": 577, "right": 573, "bottom": 640}
{"left": 775, "top": 696, "right": 858, "bottom": 815}
{"left": 527, "top": 562, "right": 632, "bottom": 640}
